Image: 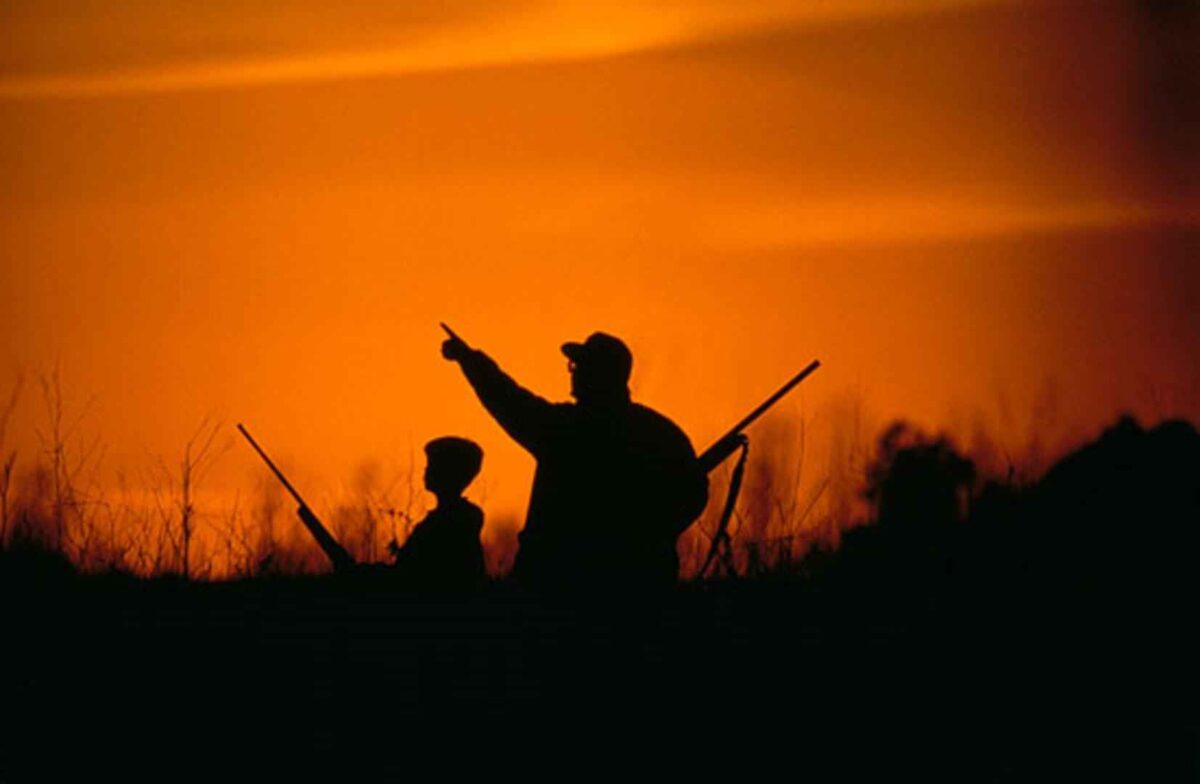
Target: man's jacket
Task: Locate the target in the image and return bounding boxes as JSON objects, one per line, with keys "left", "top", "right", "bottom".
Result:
{"left": 458, "top": 349, "right": 708, "bottom": 588}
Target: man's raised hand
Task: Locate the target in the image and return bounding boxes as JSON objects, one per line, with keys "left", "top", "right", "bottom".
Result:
{"left": 440, "top": 322, "right": 471, "bottom": 362}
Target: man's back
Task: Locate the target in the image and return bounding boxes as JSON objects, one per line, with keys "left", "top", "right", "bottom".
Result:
{"left": 452, "top": 345, "right": 707, "bottom": 589}
{"left": 516, "top": 400, "right": 706, "bottom": 587}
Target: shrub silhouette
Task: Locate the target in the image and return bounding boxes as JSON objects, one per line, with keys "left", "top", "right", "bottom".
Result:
{"left": 1025, "top": 416, "right": 1200, "bottom": 609}
{"left": 818, "top": 422, "right": 976, "bottom": 615}
{"left": 864, "top": 422, "right": 976, "bottom": 534}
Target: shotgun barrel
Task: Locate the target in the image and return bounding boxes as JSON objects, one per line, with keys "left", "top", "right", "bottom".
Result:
{"left": 697, "top": 359, "right": 820, "bottom": 474}
{"left": 236, "top": 423, "right": 355, "bottom": 571}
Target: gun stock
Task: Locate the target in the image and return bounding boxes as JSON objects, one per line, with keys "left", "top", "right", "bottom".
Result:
{"left": 236, "top": 423, "right": 355, "bottom": 572}
{"left": 698, "top": 359, "right": 820, "bottom": 474}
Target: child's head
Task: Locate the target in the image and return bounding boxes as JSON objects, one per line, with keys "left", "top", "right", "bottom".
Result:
{"left": 423, "top": 436, "right": 483, "bottom": 498}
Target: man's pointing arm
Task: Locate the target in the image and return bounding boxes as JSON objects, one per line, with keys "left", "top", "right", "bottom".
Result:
{"left": 441, "top": 324, "right": 556, "bottom": 454}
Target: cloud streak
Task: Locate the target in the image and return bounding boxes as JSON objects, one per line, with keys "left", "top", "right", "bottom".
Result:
{"left": 0, "top": 0, "right": 1006, "bottom": 99}
{"left": 704, "top": 199, "right": 1200, "bottom": 250}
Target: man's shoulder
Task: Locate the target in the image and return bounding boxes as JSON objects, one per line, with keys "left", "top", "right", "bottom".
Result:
{"left": 629, "top": 401, "right": 684, "bottom": 428}
{"left": 629, "top": 403, "right": 696, "bottom": 450}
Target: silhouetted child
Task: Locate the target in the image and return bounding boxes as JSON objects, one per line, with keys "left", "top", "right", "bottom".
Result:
{"left": 389, "top": 436, "right": 487, "bottom": 588}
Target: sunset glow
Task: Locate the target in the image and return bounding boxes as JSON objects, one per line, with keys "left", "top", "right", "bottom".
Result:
{"left": 2, "top": 0, "right": 1196, "bottom": 574}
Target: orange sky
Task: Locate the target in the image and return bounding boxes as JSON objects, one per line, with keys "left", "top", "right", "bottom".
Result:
{"left": 1, "top": 0, "right": 1197, "bottom": 541}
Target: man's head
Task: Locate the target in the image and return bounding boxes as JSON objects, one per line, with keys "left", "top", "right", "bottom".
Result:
{"left": 562, "top": 332, "right": 633, "bottom": 403}
{"left": 423, "top": 436, "right": 484, "bottom": 497}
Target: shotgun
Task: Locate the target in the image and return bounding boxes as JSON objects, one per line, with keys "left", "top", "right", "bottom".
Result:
{"left": 695, "top": 360, "right": 820, "bottom": 577}
{"left": 236, "top": 423, "right": 355, "bottom": 572}
{"left": 697, "top": 359, "right": 820, "bottom": 474}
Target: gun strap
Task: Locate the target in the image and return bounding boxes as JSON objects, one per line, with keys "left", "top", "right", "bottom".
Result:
{"left": 700, "top": 435, "right": 750, "bottom": 579}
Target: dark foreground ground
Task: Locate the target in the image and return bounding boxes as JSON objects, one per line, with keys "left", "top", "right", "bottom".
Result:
{"left": 3, "top": 569, "right": 1197, "bottom": 780}
{"left": 4, "top": 417, "right": 1198, "bottom": 779}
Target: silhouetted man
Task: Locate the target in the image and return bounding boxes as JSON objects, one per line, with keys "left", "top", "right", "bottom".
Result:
{"left": 441, "top": 326, "right": 708, "bottom": 590}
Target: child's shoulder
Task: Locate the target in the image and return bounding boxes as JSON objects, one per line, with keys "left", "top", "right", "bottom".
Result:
{"left": 458, "top": 498, "right": 484, "bottom": 523}
{"left": 436, "top": 496, "right": 483, "bottom": 527}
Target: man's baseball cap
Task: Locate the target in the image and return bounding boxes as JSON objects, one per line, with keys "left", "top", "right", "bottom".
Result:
{"left": 561, "top": 332, "right": 633, "bottom": 383}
